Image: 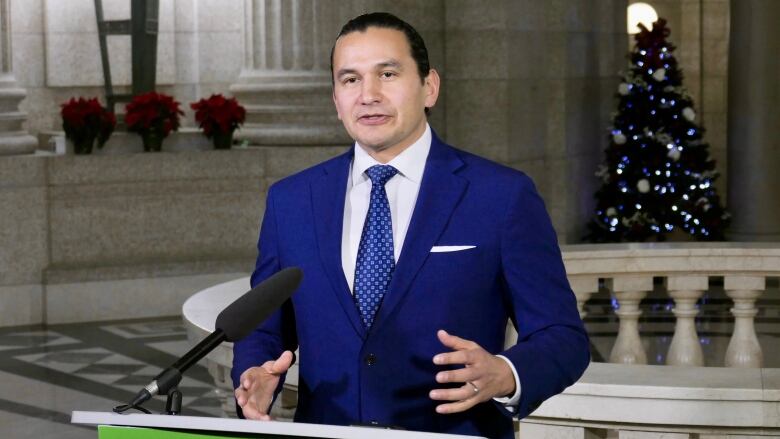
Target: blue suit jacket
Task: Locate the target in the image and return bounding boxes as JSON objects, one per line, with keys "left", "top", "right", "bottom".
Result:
{"left": 233, "top": 134, "right": 590, "bottom": 438}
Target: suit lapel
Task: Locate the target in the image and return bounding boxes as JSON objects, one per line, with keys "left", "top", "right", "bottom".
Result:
{"left": 310, "top": 149, "right": 368, "bottom": 340}
{"left": 373, "top": 136, "right": 468, "bottom": 333}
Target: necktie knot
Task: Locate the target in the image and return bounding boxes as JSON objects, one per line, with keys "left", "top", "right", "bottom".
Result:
{"left": 366, "top": 165, "right": 398, "bottom": 188}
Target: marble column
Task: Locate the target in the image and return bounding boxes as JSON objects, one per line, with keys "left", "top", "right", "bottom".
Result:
{"left": 230, "top": 0, "right": 356, "bottom": 146}
{"left": 724, "top": 275, "right": 764, "bottom": 368}
{"left": 607, "top": 276, "right": 651, "bottom": 365}
{"left": 665, "top": 275, "right": 707, "bottom": 367}
{"left": 726, "top": 0, "right": 780, "bottom": 240}
{"left": 0, "top": 0, "right": 37, "bottom": 155}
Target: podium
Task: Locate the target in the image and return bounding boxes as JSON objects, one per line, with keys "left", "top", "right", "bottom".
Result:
{"left": 71, "top": 411, "right": 485, "bottom": 439}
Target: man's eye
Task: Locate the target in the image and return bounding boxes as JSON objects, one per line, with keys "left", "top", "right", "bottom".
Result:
{"left": 343, "top": 77, "right": 358, "bottom": 84}
{"left": 381, "top": 72, "right": 396, "bottom": 78}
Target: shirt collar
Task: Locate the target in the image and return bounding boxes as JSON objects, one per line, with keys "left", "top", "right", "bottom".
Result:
{"left": 351, "top": 124, "right": 431, "bottom": 187}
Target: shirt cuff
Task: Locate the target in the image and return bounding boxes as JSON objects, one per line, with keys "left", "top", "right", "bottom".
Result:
{"left": 493, "top": 354, "right": 521, "bottom": 406}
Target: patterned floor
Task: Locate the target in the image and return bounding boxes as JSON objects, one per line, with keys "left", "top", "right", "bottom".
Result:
{"left": 0, "top": 280, "right": 778, "bottom": 438}
{"left": 0, "top": 318, "right": 223, "bottom": 439}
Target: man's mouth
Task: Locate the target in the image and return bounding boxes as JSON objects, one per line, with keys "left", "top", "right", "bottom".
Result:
{"left": 358, "top": 114, "right": 390, "bottom": 125}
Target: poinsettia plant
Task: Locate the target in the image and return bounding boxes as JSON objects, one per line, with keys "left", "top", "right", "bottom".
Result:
{"left": 125, "top": 92, "right": 184, "bottom": 152}
{"left": 190, "top": 94, "right": 246, "bottom": 149}
{"left": 60, "top": 97, "right": 116, "bottom": 154}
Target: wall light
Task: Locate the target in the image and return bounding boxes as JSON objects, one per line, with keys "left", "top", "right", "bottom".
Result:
{"left": 627, "top": 2, "right": 658, "bottom": 34}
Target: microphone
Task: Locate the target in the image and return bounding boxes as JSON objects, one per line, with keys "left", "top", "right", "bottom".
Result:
{"left": 120, "top": 267, "right": 303, "bottom": 411}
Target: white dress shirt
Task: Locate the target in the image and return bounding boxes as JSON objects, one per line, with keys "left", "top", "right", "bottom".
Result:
{"left": 341, "top": 125, "right": 430, "bottom": 290}
{"left": 340, "top": 123, "right": 521, "bottom": 406}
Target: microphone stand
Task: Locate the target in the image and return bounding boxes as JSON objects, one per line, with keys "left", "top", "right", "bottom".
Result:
{"left": 112, "top": 366, "right": 182, "bottom": 414}
{"left": 111, "top": 267, "right": 303, "bottom": 415}
{"left": 113, "top": 382, "right": 182, "bottom": 415}
{"left": 113, "top": 330, "right": 225, "bottom": 415}
{"left": 165, "top": 387, "right": 182, "bottom": 415}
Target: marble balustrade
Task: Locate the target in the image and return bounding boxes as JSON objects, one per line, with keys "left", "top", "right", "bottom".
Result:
{"left": 516, "top": 243, "right": 780, "bottom": 439}
{"left": 558, "top": 243, "right": 780, "bottom": 369}
{"left": 183, "top": 242, "right": 780, "bottom": 438}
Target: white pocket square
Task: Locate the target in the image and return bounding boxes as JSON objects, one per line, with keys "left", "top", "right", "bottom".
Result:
{"left": 430, "top": 245, "right": 476, "bottom": 253}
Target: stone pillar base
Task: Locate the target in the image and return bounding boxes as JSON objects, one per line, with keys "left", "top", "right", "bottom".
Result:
{"left": 0, "top": 86, "right": 37, "bottom": 155}
{"left": 0, "top": 133, "right": 38, "bottom": 155}
{"left": 230, "top": 72, "right": 350, "bottom": 146}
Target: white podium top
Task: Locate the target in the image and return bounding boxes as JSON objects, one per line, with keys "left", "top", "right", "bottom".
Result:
{"left": 71, "top": 411, "right": 484, "bottom": 439}
{"left": 182, "top": 277, "right": 248, "bottom": 334}
{"left": 181, "top": 276, "right": 300, "bottom": 387}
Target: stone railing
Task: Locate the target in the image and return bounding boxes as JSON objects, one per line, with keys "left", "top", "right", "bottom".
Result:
{"left": 516, "top": 243, "right": 780, "bottom": 438}
{"left": 519, "top": 361, "right": 779, "bottom": 438}
{"left": 559, "top": 242, "right": 780, "bottom": 368}
{"left": 183, "top": 243, "right": 780, "bottom": 437}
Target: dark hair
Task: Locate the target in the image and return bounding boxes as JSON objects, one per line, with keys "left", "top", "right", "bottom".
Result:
{"left": 330, "top": 12, "right": 431, "bottom": 84}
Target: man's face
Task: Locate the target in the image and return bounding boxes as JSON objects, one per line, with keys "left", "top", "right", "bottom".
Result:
{"left": 332, "top": 27, "right": 439, "bottom": 156}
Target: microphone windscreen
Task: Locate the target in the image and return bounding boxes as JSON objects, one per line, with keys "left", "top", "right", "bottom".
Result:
{"left": 215, "top": 267, "right": 303, "bottom": 342}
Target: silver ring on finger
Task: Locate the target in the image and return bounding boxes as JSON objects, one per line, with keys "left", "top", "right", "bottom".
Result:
{"left": 467, "top": 381, "right": 479, "bottom": 394}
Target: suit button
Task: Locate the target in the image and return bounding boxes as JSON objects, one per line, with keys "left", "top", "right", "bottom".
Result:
{"left": 365, "top": 353, "right": 377, "bottom": 366}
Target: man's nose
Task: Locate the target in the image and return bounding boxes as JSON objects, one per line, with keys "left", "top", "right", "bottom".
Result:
{"left": 360, "top": 77, "right": 381, "bottom": 104}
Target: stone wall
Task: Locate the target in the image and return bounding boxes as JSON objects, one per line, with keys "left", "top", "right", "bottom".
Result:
{"left": 14, "top": 0, "right": 245, "bottom": 132}
{"left": 0, "top": 155, "right": 48, "bottom": 326}
{"left": 0, "top": 146, "right": 345, "bottom": 326}
{"left": 443, "top": 0, "right": 628, "bottom": 243}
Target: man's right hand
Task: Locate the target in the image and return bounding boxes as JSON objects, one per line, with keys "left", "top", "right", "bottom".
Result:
{"left": 234, "top": 350, "right": 294, "bottom": 420}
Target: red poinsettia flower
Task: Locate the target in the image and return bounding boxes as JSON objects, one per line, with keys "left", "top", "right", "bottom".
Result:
{"left": 60, "top": 97, "right": 116, "bottom": 152}
{"left": 190, "top": 94, "right": 246, "bottom": 138}
{"left": 125, "top": 92, "right": 185, "bottom": 137}
{"left": 98, "top": 110, "right": 117, "bottom": 146}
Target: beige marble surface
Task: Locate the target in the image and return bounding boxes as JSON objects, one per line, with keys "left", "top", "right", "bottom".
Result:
{"left": 43, "top": 0, "right": 176, "bottom": 87}
{"left": 47, "top": 272, "right": 245, "bottom": 324}
{"left": 0, "top": 145, "right": 353, "bottom": 327}
{"left": 561, "top": 243, "right": 780, "bottom": 276}
{"left": 0, "top": 284, "right": 44, "bottom": 326}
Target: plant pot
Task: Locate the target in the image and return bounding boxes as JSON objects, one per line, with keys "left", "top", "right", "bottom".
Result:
{"left": 73, "top": 137, "right": 95, "bottom": 155}
{"left": 212, "top": 130, "right": 234, "bottom": 150}
{"left": 141, "top": 130, "right": 164, "bottom": 152}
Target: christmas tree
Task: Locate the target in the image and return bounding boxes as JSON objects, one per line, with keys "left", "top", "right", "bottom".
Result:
{"left": 586, "top": 19, "right": 729, "bottom": 242}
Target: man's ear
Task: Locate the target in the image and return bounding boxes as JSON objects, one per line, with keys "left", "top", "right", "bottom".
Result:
{"left": 423, "top": 69, "right": 441, "bottom": 109}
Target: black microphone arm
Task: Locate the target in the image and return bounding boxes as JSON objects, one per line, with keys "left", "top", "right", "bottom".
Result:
{"left": 126, "top": 329, "right": 228, "bottom": 408}
{"left": 118, "top": 267, "right": 303, "bottom": 412}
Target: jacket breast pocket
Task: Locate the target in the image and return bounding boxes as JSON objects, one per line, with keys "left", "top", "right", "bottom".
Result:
{"left": 424, "top": 244, "right": 497, "bottom": 286}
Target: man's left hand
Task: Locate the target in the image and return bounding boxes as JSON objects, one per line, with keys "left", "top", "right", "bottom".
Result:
{"left": 429, "top": 329, "right": 516, "bottom": 414}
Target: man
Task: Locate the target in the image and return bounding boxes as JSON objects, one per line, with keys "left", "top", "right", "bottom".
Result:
{"left": 232, "top": 12, "right": 589, "bottom": 438}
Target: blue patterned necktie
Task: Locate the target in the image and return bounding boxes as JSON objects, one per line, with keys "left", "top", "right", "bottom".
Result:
{"left": 354, "top": 164, "right": 399, "bottom": 328}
